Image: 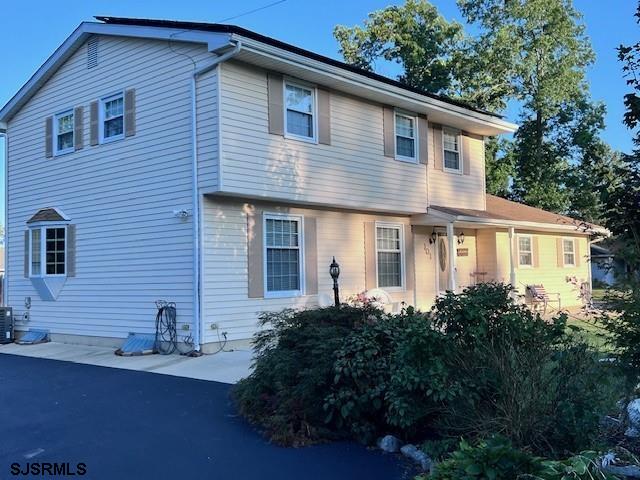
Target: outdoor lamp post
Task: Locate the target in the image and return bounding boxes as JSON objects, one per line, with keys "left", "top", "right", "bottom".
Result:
{"left": 329, "top": 257, "right": 341, "bottom": 307}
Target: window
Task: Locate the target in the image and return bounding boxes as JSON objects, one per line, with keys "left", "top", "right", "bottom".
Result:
{"left": 563, "top": 238, "right": 576, "bottom": 266}
{"left": 54, "top": 110, "right": 74, "bottom": 155}
{"left": 395, "top": 112, "right": 416, "bottom": 161}
{"left": 264, "top": 215, "right": 303, "bottom": 296}
{"left": 443, "top": 128, "right": 461, "bottom": 172}
{"left": 100, "top": 93, "right": 124, "bottom": 142}
{"left": 30, "top": 227, "right": 66, "bottom": 277}
{"left": 376, "top": 224, "right": 403, "bottom": 288}
{"left": 285, "top": 82, "right": 315, "bottom": 140}
{"left": 518, "top": 235, "right": 533, "bottom": 267}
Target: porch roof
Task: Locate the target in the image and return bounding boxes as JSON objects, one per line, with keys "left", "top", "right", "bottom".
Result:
{"left": 415, "top": 195, "right": 609, "bottom": 236}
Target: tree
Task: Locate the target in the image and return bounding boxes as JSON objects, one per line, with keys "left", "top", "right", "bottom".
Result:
{"left": 458, "top": 0, "right": 595, "bottom": 211}
{"left": 334, "top": 0, "right": 465, "bottom": 95}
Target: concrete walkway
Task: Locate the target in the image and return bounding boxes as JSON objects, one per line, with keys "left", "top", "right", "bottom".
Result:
{"left": 0, "top": 341, "right": 252, "bottom": 384}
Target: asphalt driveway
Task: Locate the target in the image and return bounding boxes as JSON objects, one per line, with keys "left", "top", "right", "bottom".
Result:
{"left": 0, "top": 354, "right": 408, "bottom": 479}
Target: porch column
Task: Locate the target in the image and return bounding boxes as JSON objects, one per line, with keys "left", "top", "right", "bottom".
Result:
{"left": 447, "top": 222, "right": 457, "bottom": 292}
{"left": 508, "top": 226, "right": 516, "bottom": 288}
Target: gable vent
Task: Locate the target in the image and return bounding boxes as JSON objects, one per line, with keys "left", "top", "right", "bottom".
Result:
{"left": 87, "top": 37, "right": 99, "bottom": 69}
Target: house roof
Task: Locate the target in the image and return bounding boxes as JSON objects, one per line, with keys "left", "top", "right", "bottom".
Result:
{"left": 429, "top": 194, "right": 607, "bottom": 235}
{"left": 0, "top": 17, "right": 517, "bottom": 136}
{"left": 26, "top": 207, "right": 69, "bottom": 224}
{"left": 94, "top": 16, "right": 500, "bottom": 119}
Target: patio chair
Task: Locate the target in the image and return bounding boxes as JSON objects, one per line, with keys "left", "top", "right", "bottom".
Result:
{"left": 526, "top": 284, "right": 561, "bottom": 315}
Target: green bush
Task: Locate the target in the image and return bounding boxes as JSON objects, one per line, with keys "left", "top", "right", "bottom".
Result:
{"left": 324, "top": 307, "right": 459, "bottom": 443}
{"left": 233, "top": 305, "right": 381, "bottom": 445}
{"left": 425, "top": 437, "right": 619, "bottom": 480}
{"left": 427, "top": 436, "right": 544, "bottom": 480}
{"left": 431, "top": 284, "right": 617, "bottom": 456}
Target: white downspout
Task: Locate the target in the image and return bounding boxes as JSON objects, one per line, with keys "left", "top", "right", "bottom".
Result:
{"left": 190, "top": 41, "right": 242, "bottom": 352}
{"left": 0, "top": 129, "right": 6, "bottom": 307}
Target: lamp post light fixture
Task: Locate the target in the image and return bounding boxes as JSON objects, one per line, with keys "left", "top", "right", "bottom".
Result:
{"left": 329, "top": 257, "right": 341, "bottom": 307}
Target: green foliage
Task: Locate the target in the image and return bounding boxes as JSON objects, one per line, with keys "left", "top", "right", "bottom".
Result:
{"left": 431, "top": 283, "right": 617, "bottom": 456}
{"left": 324, "top": 308, "right": 458, "bottom": 443}
{"left": 484, "top": 137, "right": 514, "bottom": 198}
{"left": 233, "top": 305, "right": 381, "bottom": 445}
{"left": 426, "top": 438, "right": 619, "bottom": 480}
{"left": 333, "top": 0, "right": 465, "bottom": 94}
{"left": 428, "top": 436, "right": 544, "bottom": 480}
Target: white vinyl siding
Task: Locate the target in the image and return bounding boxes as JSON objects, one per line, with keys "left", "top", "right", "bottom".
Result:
{"left": 99, "top": 92, "right": 124, "bottom": 143}
{"left": 376, "top": 224, "right": 403, "bottom": 288}
{"left": 54, "top": 110, "right": 74, "bottom": 155}
{"left": 518, "top": 235, "right": 533, "bottom": 267}
{"left": 217, "top": 61, "right": 427, "bottom": 214}
{"left": 443, "top": 128, "right": 461, "bottom": 172}
{"left": 264, "top": 214, "right": 303, "bottom": 297}
{"left": 395, "top": 112, "right": 416, "bottom": 162}
{"left": 201, "top": 198, "right": 415, "bottom": 343}
{"left": 563, "top": 238, "right": 576, "bottom": 267}
{"left": 6, "top": 35, "right": 214, "bottom": 340}
{"left": 284, "top": 81, "right": 316, "bottom": 142}
{"left": 428, "top": 125, "right": 485, "bottom": 209}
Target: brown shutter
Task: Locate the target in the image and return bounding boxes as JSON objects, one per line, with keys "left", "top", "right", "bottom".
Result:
{"left": 532, "top": 236, "right": 539, "bottom": 268}
{"left": 575, "top": 239, "right": 581, "bottom": 267}
{"left": 418, "top": 116, "right": 428, "bottom": 165}
{"left": 304, "top": 217, "right": 318, "bottom": 295}
{"left": 383, "top": 106, "right": 395, "bottom": 157}
{"left": 24, "top": 231, "right": 30, "bottom": 278}
{"left": 432, "top": 124, "right": 443, "bottom": 170}
{"left": 247, "top": 210, "right": 264, "bottom": 298}
{"left": 45, "top": 116, "right": 53, "bottom": 158}
{"left": 267, "top": 73, "right": 284, "bottom": 136}
{"left": 404, "top": 225, "right": 415, "bottom": 292}
{"left": 462, "top": 133, "right": 471, "bottom": 175}
{"left": 124, "top": 89, "right": 136, "bottom": 137}
{"left": 74, "top": 106, "right": 84, "bottom": 151}
{"left": 364, "top": 222, "right": 377, "bottom": 290}
{"left": 89, "top": 101, "right": 99, "bottom": 146}
{"left": 67, "top": 224, "right": 76, "bottom": 277}
{"left": 556, "top": 238, "right": 564, "bottom": 267}
{"left": 317, "top": 88, "right": 331, "bottom": 145}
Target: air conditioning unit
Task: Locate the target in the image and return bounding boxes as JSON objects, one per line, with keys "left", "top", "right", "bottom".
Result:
{"left": 0, "top": 308, "right": 14, "bottom": 344}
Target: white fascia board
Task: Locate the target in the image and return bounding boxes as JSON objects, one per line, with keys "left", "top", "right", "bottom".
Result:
{"left": 0, "top": 22, "right": 231, "bottom": 123}
{"left": 233, "top": 35, "right": 518, "bottom": 135}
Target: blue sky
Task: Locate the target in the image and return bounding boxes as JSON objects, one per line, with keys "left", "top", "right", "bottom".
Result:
{"left": 0, "top": 0, "right": 637, "bottom": 219}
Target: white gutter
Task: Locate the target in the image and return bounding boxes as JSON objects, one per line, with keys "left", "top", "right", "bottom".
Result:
{"left": 190, "top": 41, "right": 242, "bottom": 352}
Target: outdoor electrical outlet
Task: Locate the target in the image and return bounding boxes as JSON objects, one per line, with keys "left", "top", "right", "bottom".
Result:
{"left": 210, "top": 323, "right": 218, "bottom": 330}
{"left": 181, "top": 324, "right": 190, "bottom": 331}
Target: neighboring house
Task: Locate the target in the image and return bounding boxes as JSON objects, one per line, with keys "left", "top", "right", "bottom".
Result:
{"left": 590, "top": 244, "right": 626, "bottom": 286}
{"left": 0, "top": 17, "right": 608, "bottom": 352}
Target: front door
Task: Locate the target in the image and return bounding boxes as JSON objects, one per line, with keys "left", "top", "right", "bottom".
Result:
{"left": 437, "top": 236, "right": 449, "bottom": 294}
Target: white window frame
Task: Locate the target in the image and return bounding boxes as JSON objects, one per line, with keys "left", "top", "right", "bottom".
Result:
{"left": 442, "top": 127, "right": 463, "bottom": 174}
{"left": 53, "top": 109, "right": 74, "bottom": 156}
{"left": 375, "top": 222, "right": 405, "bottom": 291}
{"left": 562, "top": 237, "right": 576, "bottom": 267}
{"left": 29, "top": 225, "right": 67, "bottom": 278}
{"left": 283, "top": 79, "right": 317, "bottom": 144}
{"left": 394, "top": 111, "right": 418, "bottom": 163}
{"left": 263, "top": 213, "right": 305, "bottom": 298}
{"left": 517, "top": 234, "right": 533, "bottom": 268}
{"left": 99, "top": 91, "right": 125, "bottom": 144}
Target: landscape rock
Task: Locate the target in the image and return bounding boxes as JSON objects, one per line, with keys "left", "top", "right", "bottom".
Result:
{"left": 377, "top": 435, "right": 401, "bottom": 453}
{"left": 628, "top": 398, "right": 640, "bottom": 427}
{"left": 400, "top": 444, "right": 432, "bottom": 471}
